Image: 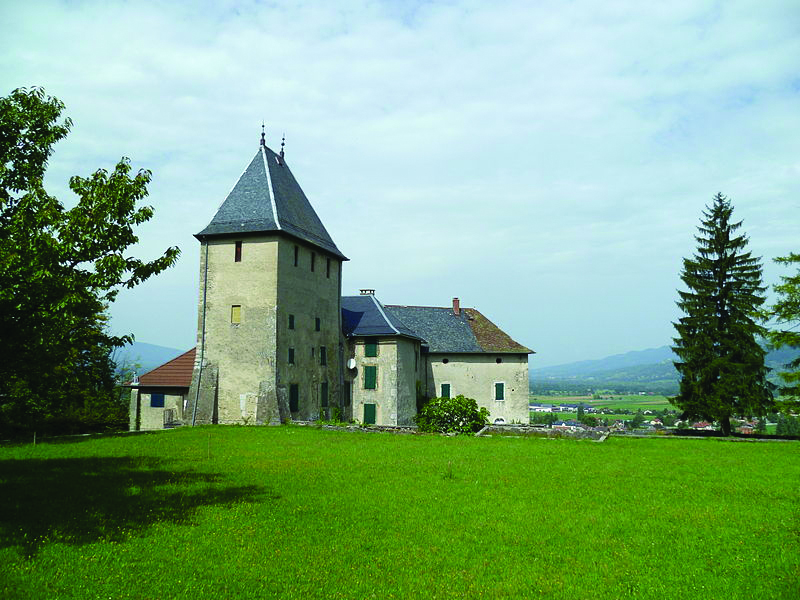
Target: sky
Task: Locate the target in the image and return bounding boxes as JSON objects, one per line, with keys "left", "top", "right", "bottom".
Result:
{"left": 2, "top": 0, "right": 798, "bottom": 367}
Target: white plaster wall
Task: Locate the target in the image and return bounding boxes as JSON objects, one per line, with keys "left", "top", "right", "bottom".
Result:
{"left": 427, "top": 353, "right": 530, "bottom": 424}
{"left": 136, "top": 391, "right": 185, "bottom": 430}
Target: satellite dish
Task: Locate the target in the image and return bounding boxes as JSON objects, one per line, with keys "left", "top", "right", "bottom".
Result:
{"left": 347, "top": 358, "right": 356, "bottom": 369}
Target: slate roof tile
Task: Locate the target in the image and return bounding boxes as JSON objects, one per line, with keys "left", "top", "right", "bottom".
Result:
{"left": 196, "top": 144, "right": 346, "bottom": 259}
{"left": 342, "top": 295, "right": 421, "bottom": 340}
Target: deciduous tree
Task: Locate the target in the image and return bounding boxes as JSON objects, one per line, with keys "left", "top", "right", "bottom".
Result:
{"left": 671, "top": 193, "right": 774, "bottom": 435}
{"left": 0, "top": 87, "right": 179, "bottom": 436}
{"left": 766, "top": 252, "right": 800, "bottom": 408}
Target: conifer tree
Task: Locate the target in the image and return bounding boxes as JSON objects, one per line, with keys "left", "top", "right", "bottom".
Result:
{"left": 671, "top": 193, "right": 774, "bottom": 435}
{"left": 766, "top": 252, "right": 800, "bottom": 408}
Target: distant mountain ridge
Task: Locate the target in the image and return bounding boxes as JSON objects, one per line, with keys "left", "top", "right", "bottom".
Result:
{"left": 532, "top": 344, "right": 799, "bottom": 395}
{"left": 114, "top": 342, "right": 186, "bottom": 375}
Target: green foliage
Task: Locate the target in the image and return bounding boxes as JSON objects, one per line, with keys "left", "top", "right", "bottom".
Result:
{"left": 1, "top": 427, "right": 798, "bottom": 599}
{"left": 766, "top": 252, "right": 800, "bottom": 409}
{"left": 414, "top": 394, "right": 489, "bottom": 434}
{"left": 671, "top": 193, "right": 774, "bottom": 435}
{"left": 0, "top": 87, "right": 179, "bottom": 437}
{"left": 775, "top": 414, "right": 800, "bottom": 436}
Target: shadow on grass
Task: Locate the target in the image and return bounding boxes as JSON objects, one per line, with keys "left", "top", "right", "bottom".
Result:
{"left": 0, "top": 456, "right": 273, "bottom": 557}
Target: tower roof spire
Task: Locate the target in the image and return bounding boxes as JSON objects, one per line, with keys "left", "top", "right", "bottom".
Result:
{"left": 280, "top": 133, "right": 285, "bottom": 158}
{"left": 260, "top": 122, "right": 266, "bottom": 147}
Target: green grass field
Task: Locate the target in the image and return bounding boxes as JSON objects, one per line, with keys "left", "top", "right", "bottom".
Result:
{"left": 531, "top": 394, "right": 674, "bottom": 412}
{"left": 1, "top": 426, "right": 798, "bottom": 599}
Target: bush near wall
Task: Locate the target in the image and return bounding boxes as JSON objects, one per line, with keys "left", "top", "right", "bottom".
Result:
{"left": 414, "top": 395, "right": 489, "bottom": 434}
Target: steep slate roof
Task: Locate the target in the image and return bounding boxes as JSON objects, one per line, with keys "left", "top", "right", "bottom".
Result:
{"left": 195, "top": 141, "right": 347, "bottom": 260}
{"left": 342, "top": 295, "right": 422, "bottom": 340}
{"left": 385, "top": 305, "right": 532, "bottom": 354}
{"left": 136, "top": 348, "right": 196, "bottom": 388}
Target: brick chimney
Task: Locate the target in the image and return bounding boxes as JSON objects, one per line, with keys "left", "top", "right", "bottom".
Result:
{"left": 452, "top": 297, "right": 460, "bottom": 316}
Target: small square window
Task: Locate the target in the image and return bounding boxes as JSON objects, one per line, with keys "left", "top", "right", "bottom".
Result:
{"left": 150, "top": 393, "right": 165, "bottom": 408}
{"left": 315, "top": 317, "right": 321, "bottom": 331}
{"left": 495, "top": 382, "right": 505, "bottom": 401}
{"left": 365, "top": 341, "right": 378, "bottom": 357}
{"left": 231, "top": 305, "right": 242, "bottom": 324}
{"left": 364, "top": 365, "right": 377, "bottom": 390}
{"left": 234, "top": 241, "right": 242, "bottom": 262}
{"left": 288, "top": 314, "right": 295, "bottom": 330}
{"left": 320, "top": 346, "right": 327, "bottom": 366}
{"left": 288, "top": 348, "right": 295, "bottom": 365}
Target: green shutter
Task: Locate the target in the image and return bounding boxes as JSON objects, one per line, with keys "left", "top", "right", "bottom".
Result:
{"left": 364, "top": 366, "right": 377, "bottom": 389}
{"left": 495, "top": 382, "right": 505, "bottom": 401}
{"left": 364, "top": 403, "right": 376, "bottom": 425}
{"left": 441, "top": 383, "right": 450, "bottom": 399}
{"left": 365, "top": 341, "right": 378, "bottom": 357}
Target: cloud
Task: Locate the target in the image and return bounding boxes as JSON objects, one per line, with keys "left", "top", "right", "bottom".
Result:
{"left": 2, "top": 0, "right": 798, "bottom": 366}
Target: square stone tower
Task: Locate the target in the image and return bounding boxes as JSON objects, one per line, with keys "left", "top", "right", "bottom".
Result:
{"left": 185, "top": 133, "right": 347, "bottom": 425}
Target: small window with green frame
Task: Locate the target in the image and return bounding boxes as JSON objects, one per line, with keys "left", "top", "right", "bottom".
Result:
{"left": 364, "top": 340, "right": 378, "bottom": 357}
{"left": 494, "top": 382, "right": 505, "bottom": 401}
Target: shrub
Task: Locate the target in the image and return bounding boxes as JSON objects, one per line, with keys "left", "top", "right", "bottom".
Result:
{"left": 414, "top": 395, "right": 489, "bottom": 434}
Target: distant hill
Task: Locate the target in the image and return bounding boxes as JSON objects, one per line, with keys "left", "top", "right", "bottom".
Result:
{"left": 532, "top": 344, "right": 799, "bottom": 395}
{"left": 113, "top": 342, "right": 186, "bottom": 375}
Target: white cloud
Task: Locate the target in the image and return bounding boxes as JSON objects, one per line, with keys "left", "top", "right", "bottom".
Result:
{"left": 1, "top": 0, "right": 797, "bottom": 366}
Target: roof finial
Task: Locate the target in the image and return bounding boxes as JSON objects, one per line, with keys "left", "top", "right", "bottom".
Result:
{"left": 260, "top": 122, "right": 266, "bottom": 147}
{"left": 280, "top": 133, "right": 285, "bottom": 158}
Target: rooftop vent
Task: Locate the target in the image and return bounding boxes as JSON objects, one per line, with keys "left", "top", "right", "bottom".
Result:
{"left": 452, "top": 297, "right": 460, "bottom": 316}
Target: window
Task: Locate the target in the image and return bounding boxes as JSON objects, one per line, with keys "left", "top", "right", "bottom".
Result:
{"left": 288, "top": 348, "right": 295, "bottom": 365}
{"left": 365, "top": 341, "right": 378, "bottom": 357}
{"left": 442, "top": 358, "right": 449, "bottom": 364}
{"left": 495, "top": 382, "right": 505, "bottom": 401}
{"left": 315, "top": 317, "right": 321, "bottom": 331}
{"left": 320, "top": 346, "right": 327, "bottom": 366}
{"left": 289, "top": 384, "right": 299, "bottom": 412}
{"left": 231, "top": 305, "right": 241, "bottom": 324}
{"left": 364, "top": 365, "right": 377, "bottom": 389}
{"left": 311, "top": 252, "right": 316, "bottom": 272}
{"left": 311, "top": 347, "right": 315, "bottom": 358}
{"left": 496, "top": 357, "right": 503, "bottom": 364}
{"left": 326, "top": 258, "right": 331, "bottom": 278}
{"left": 321, "top": 381, "right": 328, "bottom": 408}
{"left": 294, "top": 245, "right": 299, "bottom": 267}
{"left": 363, "top": 403, "right": 376, "bottom": 425}
{"left": 441, "top": 383, "right": 451, "bottom": 398}
{"left": 288, "top": 314, "right": 295, "bottom": 330}
{"left": 150, "top": 393, "right": 165, "bottom": 408}
{"left": 344, "top": 381, "right": 351, "bottom": 407}
{"left": 234, "top": 240, "right": 242, "bottom": 262}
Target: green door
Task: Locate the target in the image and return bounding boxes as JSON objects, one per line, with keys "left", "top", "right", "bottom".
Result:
{"left": 363, "top": 403, "right": 376, "bottom": 425}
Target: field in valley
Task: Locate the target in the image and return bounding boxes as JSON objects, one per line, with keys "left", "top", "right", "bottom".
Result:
{"left": 1, "top": 426, "right": 798, "bottom": 599}
{"left": 530, "top": 394, "right": 674, "bottom": 412}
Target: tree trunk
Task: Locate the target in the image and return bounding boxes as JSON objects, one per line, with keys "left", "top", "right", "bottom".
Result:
{"left": 720, "top": 416, "right": 732, "bottom": 436}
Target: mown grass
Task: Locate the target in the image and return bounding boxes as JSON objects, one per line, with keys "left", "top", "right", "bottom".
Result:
{"left": 1, "top": 427, "right": 798, "bottom": 599}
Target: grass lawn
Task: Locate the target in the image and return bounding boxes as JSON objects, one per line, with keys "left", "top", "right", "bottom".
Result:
{"left": 531, "top": 394, "right": 674, "bottom": 412}
{"left": 1, "top": 426, "right": 798, "bottom": 599}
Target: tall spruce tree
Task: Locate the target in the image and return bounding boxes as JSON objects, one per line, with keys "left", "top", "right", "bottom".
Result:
{"left": 671, "top": 193, "right": 774, "bottom": 435}
{"left": 766, "top": 252, "right": 800, "bottom": 408}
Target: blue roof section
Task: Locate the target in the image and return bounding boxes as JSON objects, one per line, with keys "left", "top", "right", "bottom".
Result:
{"left": 342, "top": 295, "right": 422, "bottom": 340}
{"left": 386, "top": 306, "right": 482, "bottom": 352}
{"left": 196, "top": 144, "right": 346, "bottom": 260}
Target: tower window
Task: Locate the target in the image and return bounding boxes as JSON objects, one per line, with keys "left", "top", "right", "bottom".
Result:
{"left": 320, "top": 346, "right": 327, "bottom": 366}
{"left": 231, "top": 305, "right": 242, "bottom": 324}
{"left": 294, "top": 245, "right": 299, "bottom": 267}
{"left": 234, "top": 240, "right": 242, "bottom": 262}
{"left": 315, "top": 317, "right": 321, "bottom": 331}
{"left": 289, "top": 384, "right": 299, "bottom": 412}
{"left": 288, "top": 348, "right": 295, "bottom": 365}
{"left": 364, "top": 365, "right": 377, "bottom": 390}
{"left": 288, "top": 314, "right": 295, "bottom": 330}
{"left": 311, "top": 252, "right": 316, "bottom": 272}
{"left": 326, "top": 258, "right": 331, "bottom": 278}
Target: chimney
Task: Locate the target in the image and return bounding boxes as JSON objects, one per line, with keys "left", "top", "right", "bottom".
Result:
{"left": 360, "top": 289, "right": 375, "bottom": 296}
{"left": 452, "top": 297, "right": 460, "bottom": 316}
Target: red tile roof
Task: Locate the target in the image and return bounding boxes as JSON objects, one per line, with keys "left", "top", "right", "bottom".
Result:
{"left": 137, "top": 348, "right": 195, "bottom": 388}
